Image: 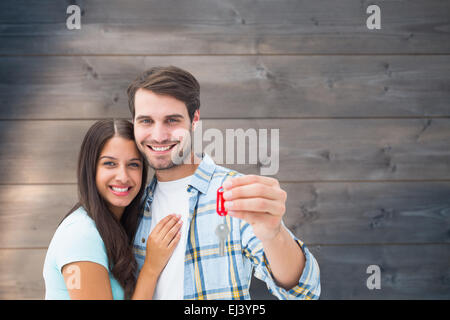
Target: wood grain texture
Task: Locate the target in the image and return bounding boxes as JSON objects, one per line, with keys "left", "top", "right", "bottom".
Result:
{"left": 314, "top": 244, "right": 450, "bottom": 299}
{"left": 0, "top": 185, "right": 77, "bottom": 248}
{"left": 252, "top": 244, "right": 450, "bottom": 299}
{"left": 1, "top": 182, "right": 449, "bottom": 248}
{"left": 1, "top": 119, "right": 449, "bottom": 184}
{"left": 0, "top": 249, "right": 46, "bottom": 299}
{"left": 282, "top": 182, "right": 450, "bottom": 245}
{"left": 1, "top": 55, "right": 449, "bottom": 119}
{"left": 1, "top": 0, "right": 450, "bottom": 55}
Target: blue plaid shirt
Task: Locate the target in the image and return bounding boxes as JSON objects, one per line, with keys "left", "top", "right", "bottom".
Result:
{"left": 133, "top": 154, "right": 320, "bottom": 299}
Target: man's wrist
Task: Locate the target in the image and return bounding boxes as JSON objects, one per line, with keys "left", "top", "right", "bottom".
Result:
{"left": 261, "top": 224, "right": 285, "bottom": 248}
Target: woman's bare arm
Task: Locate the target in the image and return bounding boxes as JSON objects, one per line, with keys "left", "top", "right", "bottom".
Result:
{"left": 62, "top": 214, "right": 182, "bottom": 300}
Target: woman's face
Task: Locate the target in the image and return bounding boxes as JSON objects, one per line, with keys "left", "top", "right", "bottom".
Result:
{"left": 96, "top": 136, "right": 143, "bottom": 219}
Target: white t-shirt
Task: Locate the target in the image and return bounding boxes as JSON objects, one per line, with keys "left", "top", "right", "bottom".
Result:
{"left": 149, "top": 175, "right": 191, "bottom": 300}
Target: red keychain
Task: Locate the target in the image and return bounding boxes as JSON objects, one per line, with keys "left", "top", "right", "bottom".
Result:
{"left": 216, "top": 186, "right": 228, "bottom": 216}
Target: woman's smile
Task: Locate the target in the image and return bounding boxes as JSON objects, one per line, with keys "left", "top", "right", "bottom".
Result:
{"left": 109, "top": 185, "right": 133, "bottom": 196}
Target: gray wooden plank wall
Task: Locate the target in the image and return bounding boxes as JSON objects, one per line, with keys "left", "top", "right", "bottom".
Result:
{"left": 0, "top": 0, "right": 449, "bottom": 299}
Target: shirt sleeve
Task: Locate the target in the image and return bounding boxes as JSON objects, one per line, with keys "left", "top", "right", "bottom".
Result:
{"left": 241, "top": 220, "right": 321, "bottom": 300}
{"left": 54, "top": 220, "right": 110, "bottom": 273}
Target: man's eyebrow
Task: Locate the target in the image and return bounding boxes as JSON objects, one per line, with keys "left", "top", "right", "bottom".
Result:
{"left": 135, "top": 115, "right": 152, "bottom": 121}
{"left": 135, "top": 114, "right": 184, "bottom": 121}
{"left": 165, "top": 114, "right": 184, "bottom": 119}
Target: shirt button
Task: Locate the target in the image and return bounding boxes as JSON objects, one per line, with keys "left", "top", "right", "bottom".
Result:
{"left": 141, "top": 238, "right": 146, "bottom": 243}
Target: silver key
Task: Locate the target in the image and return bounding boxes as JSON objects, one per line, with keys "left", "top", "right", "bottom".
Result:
{"left": 215, "top": 220, "right": 230, "bottom": 256}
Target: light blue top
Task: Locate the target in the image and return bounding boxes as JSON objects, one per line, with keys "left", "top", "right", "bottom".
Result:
{"left": 43, "top": 206, "right": 124, "bottom": 300}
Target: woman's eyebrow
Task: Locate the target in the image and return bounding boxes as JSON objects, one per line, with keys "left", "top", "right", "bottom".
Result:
{"left": 100, "top": 156, "right": 142, "bottom": 162}
{"left": 99, "top": 156, "right": 117, "bottom": 160}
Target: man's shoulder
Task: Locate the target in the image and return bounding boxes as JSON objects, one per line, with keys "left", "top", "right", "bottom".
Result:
{"left": 199, "top": 164, "right": 243, "bottom": 197}
{"left": 194, "top": 154, "right": 244, "bottom": 196}
{"left": 212, "top": 164, "right": 243, "bottom": 181}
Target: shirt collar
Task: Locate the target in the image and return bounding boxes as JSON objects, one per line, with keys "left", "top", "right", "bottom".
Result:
{"left": 188, "top": 153, "right": 216, "bottom": 194}
{"left": 144, "top": 153, "right": 216, "bottom": 199}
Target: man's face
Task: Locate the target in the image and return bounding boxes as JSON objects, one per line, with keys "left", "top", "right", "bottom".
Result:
{"left": 133, "top": 88, "right": 197, "bottom": 170}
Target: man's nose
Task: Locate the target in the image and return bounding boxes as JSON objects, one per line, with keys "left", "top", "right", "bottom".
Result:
{"left": 150, "top": 122, "right": 170, "bottom": 143}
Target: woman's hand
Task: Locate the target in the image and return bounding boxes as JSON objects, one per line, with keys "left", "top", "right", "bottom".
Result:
{"left": 142, "top": 214, "right": 182, "bottom": 277}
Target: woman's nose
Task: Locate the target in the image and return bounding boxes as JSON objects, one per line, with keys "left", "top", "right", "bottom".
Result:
{"left": 115, "top": 165, "right": 130, "bottom": 183}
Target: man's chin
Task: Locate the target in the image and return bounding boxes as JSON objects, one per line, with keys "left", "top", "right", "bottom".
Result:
{"left": 152, "top": 162, "right": 176, "bottom": 171}
{"left": 148, "top": 159, "right": 176, "bottom": 171}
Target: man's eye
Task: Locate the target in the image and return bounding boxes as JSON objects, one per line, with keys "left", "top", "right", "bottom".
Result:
{"left": 167, "top": 118, "right": 178, "bottom": 123}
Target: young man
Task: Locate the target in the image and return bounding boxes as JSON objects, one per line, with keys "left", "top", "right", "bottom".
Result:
{"left": 127, "top": 66, "right": 320, "bottom": 299}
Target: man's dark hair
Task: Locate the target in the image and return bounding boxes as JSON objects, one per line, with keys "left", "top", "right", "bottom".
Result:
{"left": 127, "top": 66, "right": 200, "bottom": 122}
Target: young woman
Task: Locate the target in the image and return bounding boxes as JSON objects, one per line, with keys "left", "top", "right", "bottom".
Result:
{"left": 43, "top": 119, "right": 182, "bottom": 299}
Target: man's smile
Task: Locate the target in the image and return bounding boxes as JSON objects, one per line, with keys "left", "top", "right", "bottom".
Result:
{"left": 146, "top": 143, "right": 178, "bottom": 154}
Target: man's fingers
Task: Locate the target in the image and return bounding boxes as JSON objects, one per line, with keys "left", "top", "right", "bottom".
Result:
{"left": 222, "top": 183, "right": 284, "bottom": 201}
{"left": 228, "top": 210, "right": 280, "bottom": 227}
{"left": 225, "top": 198, "right": 285, "bottom": 216}
{"left": 222, "top": 175, "right": 279, "bottom": 190}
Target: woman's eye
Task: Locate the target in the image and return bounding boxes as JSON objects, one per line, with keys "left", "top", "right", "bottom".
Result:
{"left": 103, "top": 161, "right": 116, "bottom": 166}
{"left": 129, "top": 163, "right": 140, "bottom": 168}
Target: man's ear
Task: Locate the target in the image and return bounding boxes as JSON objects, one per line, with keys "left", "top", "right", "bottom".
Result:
{"left": 192, "top": 109, "right": 200, "bottom": 131}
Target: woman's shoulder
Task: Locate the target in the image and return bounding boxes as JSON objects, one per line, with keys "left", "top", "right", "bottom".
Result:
{"left": 59, "top": 206, "right": 96, "bottom": 230}
{"left": 46, "top": 206, "right": 109, "bottom": 274}
{"left": 54, "top": 206, "right": 102, "bottom": 243}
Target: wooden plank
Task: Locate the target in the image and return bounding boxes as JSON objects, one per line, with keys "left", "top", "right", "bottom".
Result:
{"left": 1, "top": 182, "right": 449, "bottom": 248}
{"left": 282, "top": 182, "right": 450, "bottom": 245}
{"left": 1, "top": 245, "right": 448, "bottom": 299}
{"left": 1, "top": 55, "right": 450, "bottom": 119}
{"left": 0, "top": 249, "right": 46, "bottom": 299}
{"left": 1, "top": 1, "right": 449, "bottom": 55}
{"left": 312, "top": 244, "right": 450, "bottom": 299}
{"left": 0, "top": 185, "right": 77, "bottom": 248}
{"left": 0, "top": 118, "right": 449, "bottom": 184}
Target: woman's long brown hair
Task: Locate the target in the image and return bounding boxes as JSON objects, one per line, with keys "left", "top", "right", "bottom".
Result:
{"left": 62, "top": 119, "right": 148, "bottom": 299}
